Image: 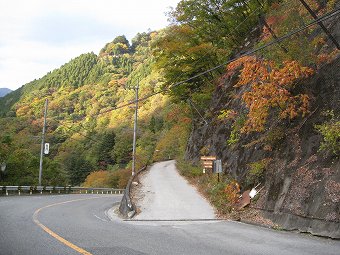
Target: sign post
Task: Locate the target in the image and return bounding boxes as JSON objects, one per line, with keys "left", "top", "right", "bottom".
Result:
{"left": 213, "top": 159, "right": 222, "bottom": 182}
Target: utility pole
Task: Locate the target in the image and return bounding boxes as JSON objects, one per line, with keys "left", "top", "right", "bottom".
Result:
{"left": 39, "top": 99, "right": 48, "bottom": 186}
{"left": 298, "top": 0, "right": 340, "bottom": 50}
{"left": 132, "top": 84, "right": 139, "bottom": 176}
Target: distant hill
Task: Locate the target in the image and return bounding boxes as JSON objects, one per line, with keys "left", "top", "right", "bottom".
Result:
{"left": 0, "top": 88, "right": 12, "bottom": 97}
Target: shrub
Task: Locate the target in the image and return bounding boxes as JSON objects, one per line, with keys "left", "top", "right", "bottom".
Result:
{"left": 245, "top": 159, "right": 270, "bottom": 188}
{"left": 315, "top": 120, "right": 340, "bottom": 155}
{"left": 264, "top": 127, "right": 285, "bottom": 149}
{"left": 176, "top": 159, "right": 203, "bottom": 178}
{"left": 82, "top": 168, "right": 132, "bottom": 188}
{"left": 227, "top": 115, "right": 246, "bottom": 146}
{"left": 82, "top": 171, "right": 111, "bottom": 188}
{"left": 224, "top": 180, "right": 240, "bottom": 204}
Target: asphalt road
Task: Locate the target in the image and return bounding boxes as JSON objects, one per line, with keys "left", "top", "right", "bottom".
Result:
{"left": 0, "top": 194, "right": 339, "bottom": 255}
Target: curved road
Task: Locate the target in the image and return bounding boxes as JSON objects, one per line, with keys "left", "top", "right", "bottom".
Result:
{"left": 0, "top": 194, "right": 340, "bottom": 255}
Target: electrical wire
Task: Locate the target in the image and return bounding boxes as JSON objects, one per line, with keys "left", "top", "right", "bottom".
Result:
{"left": 62, "top": 125, "right": 99, "bottom": 144}
{"left": 96, "top": 7, "right": 340, "bottom": 116}
{"left": 46, "top": 6, "right": 340, "bottom": 144}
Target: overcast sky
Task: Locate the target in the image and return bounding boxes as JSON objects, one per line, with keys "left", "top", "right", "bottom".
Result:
{"left": 0, "top": 0, "right": 180, "bottom": 90}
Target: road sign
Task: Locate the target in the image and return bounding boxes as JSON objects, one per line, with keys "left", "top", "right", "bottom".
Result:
{"left": 213, "top": 160, "right": 222, "bottom": 173}
{"left": 44, "top": 143, "right": 50, "bottom": 155}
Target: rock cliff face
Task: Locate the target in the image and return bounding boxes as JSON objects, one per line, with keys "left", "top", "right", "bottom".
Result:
{"left": 185, "top": 55, "right": 340, "bottom": 238}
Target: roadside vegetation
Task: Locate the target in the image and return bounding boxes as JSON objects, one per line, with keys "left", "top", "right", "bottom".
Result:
{"left": 0, "top": 0, "right": 338, "bottom": 202}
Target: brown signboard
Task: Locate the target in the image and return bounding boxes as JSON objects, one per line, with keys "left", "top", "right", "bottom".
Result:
{"left": 201, "top": 156, "right": 216, "bottom": 169}
{"left": 200, "top": 156, "right": 217, "bottom": 161}
{"left": 203, "top": 163, "right": 213, "bottom": 168}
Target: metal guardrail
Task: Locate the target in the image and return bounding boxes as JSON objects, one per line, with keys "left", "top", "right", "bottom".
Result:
{"left": 0, "top": 186, "right": 124, "bottom": 196}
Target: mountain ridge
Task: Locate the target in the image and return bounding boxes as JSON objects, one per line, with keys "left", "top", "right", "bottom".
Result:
{"left": 0, "top": 88, "right": 12, "bottom": 97}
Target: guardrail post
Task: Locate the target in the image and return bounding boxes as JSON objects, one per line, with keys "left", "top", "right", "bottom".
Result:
{"left": 92, "top": 190, "right": 94, "bottom": 194}
{"left": 6, "top": 188, "right": 8, "bottom": 196}
{"left": 18, "top": 189, "right": 20, "bottom": 196}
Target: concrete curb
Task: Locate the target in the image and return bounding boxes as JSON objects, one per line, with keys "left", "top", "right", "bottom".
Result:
{"left": 119, "top": 166, "right": 147, "bottom": 218}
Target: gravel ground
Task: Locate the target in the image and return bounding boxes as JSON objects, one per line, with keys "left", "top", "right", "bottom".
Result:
{"left": 134, "top": 160, "right": 216, "bottom": 220}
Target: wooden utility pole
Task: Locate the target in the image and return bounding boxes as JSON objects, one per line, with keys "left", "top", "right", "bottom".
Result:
{"left": 39, "top": 99, "right": 48, "bottom": 186}
{"left": 259, "top": 15, "right": 289, "bottom": 53}
{"left": 299, "top": 0, "right": 340, "bottom": 50}
{"left": 132, "top": 84, "right": 139, "bottom": 176}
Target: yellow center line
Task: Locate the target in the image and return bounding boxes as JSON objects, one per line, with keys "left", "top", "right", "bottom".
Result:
{"left": 32, "top": 196, "right": 108, "bottom": 255}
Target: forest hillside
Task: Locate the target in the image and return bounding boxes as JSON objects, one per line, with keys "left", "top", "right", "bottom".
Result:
{"left": 0, "top": 0, "right": 339, "bottom": 237}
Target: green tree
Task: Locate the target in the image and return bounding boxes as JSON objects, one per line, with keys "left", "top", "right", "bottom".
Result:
{"left": 64, "top": 153, "right": 93, "bottom": 186}
{"left": 96, "top": 130, "right": 116, "bottom": 168}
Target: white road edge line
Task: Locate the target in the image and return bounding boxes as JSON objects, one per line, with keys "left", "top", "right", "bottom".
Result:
{"left": 94, "top": 214, "right": 108, "bottom": 222}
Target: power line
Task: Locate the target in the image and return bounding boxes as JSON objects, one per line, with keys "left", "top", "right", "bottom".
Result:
{"left": 187, "top": 99, "right": 208, "bottom": 125}
{"left": 96, "top": 7, "right": 340, "bottom": 116}
{"left": 47, "top": 6, "right": 340, "bottom": 144}
{"left": 62, "top": 125, "right": 99, "bottom": 144}
{"left": 168, "top": 7, "right": 340, "bottom": 90}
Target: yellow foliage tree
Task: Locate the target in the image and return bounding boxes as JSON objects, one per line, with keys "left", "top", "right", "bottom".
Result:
{"left": 82, "top": 171, "right": 111, "bottom": 188}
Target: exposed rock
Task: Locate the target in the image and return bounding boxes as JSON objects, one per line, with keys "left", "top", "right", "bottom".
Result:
{"left": 185, "top": 56, "right": 340, "bottom": 238}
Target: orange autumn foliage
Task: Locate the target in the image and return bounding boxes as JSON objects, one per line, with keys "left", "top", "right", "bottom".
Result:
{"left": 225, "top": 56, "right": 314, "bottom": 133}
{"left": 82, "top": 170, "right": 111, "bottom": 187}
{"left": 224, "top": 181, "right": 240, "bottom": 204}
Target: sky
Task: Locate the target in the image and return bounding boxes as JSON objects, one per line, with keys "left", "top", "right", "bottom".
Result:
{"left": 0, "top": 0, "right": 180, "bottom": 91}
